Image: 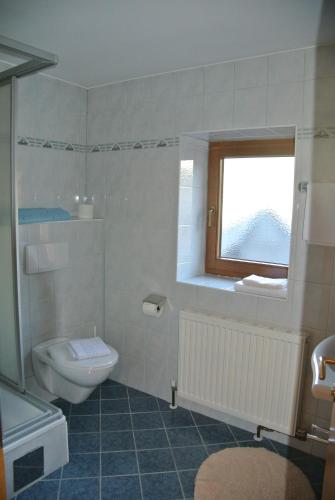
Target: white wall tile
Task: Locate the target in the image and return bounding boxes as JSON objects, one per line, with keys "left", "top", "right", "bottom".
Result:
{"left": 178, "top": 187, "right": 193, "bottom": 226}
{"left": 268, "top": 50, "right": 305, "bottom": 84}
{"left": 151, "top": 72, "right": 177, "bottom": 101}
{"left": 292, "top": 240, "right": 335, "bottom": 284}
{"left": 293, "top": 281, "right": 331, "bottom": 331}
{"left": 204, "top": 62, "right": 234, "bottom": 93}
{"left": 150, "top": 98, "right": 176, "bottom": 137}
{"left": 234, "top": 56, "right": 268, "bottom": 89}
{"left": 256, "top": 292, "right": 294, "bottom": 329}
{"left": 175, "top": 95, "right": 204, "bottom": 133}
{"left": 304, "top": 44, "right": 335, "bottom": 80}
{"left": 203, "top": 91, "right": 234, "bottom": 130}
{"left": 176, "top": 68, "right": 204, "bottom": 97}
{"left": 126, "top": 77, "right": 153, "bottom": 106}
{"left": 233, "top": 87, "right": 267, "bottom": 128}
{"left": 267, "top": 82, "right": 304, "bottom": 126}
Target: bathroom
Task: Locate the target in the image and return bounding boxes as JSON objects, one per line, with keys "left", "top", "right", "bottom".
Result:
{"left": 0, "top": 1, "right": 335, "bottom": 499}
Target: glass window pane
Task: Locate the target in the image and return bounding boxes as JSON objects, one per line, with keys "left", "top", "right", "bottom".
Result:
{"left": 220, "top": 156, "right": 295, "bottom": 265}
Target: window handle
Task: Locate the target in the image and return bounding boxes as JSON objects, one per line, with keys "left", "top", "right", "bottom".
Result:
{"left": 207, "top": 207, "right": 216, "bottom": 228}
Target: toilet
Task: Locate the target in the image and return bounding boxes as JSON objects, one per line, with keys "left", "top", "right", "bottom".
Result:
{"left": 32, "top": 337, "right": 119, "bottom": 404}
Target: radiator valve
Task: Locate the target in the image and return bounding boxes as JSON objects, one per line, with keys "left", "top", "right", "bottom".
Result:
{"left": 170, "top": 379, "right": 178, "bottom": 410}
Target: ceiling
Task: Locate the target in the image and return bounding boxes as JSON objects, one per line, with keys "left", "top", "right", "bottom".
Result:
{"left": 0, "top": 0, "right": 334, "bottom": 88}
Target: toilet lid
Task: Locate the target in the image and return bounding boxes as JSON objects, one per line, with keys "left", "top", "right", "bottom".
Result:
{"left": 47, "top": 340, "right": 118, "bottom": 371}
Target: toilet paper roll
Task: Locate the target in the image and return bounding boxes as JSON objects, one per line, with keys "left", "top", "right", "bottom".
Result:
{"left": 142, "top": 301, "right": 163, "bottom": 318}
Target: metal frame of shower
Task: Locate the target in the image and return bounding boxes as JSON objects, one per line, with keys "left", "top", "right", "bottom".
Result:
{"left": 0, "top": 36, "right": 58, "bottom": 392}
{"left": 0, "top": 35, "right": 58, "bottom": 82}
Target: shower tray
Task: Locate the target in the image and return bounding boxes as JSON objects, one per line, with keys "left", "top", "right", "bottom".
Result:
{"left": 0, "top": 382, "right": 68, "bottom": 498}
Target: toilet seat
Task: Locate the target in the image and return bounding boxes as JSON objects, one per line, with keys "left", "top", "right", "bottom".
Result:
{"left": 46, "top": 340, "right": 118, "bottom": 386}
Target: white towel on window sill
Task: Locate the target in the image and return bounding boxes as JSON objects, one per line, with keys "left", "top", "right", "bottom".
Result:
{"left": 242, "top": 274, "right": 287, "bottom": 290}
{"left": 234, "top": 280, "right": 288, "bottom": 299}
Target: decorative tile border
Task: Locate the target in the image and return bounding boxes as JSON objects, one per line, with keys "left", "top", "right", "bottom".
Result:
{"left": 17, "top": 136, "right": 179, "bottom": 153}
{"left": 16, "top": 128, "right": 335, "bottom": 154}
{"left": 296, "top": 127, "right": 335, "bottom": 139}
{"left": 17, "top": 136, "right": 87, "bottom": 152}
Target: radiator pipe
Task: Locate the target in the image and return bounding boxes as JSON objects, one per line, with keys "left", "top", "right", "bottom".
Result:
{"left": 254, "top": 424, "right": 274, "bottom": 441}
{"left": 170, "top": 379, "right": 178, "bottom": 410}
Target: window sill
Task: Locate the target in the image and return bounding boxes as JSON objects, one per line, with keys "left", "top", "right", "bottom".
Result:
{"left": 178, "top": 274, "right": 288, "bottom": 300}
{"left": 179, "top": 274, "right": 237, "bottom": 291}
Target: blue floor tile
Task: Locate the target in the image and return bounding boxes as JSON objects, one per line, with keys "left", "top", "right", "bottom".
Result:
{"left": 101, "top": 385, "right": 128, "bottom": 399}
{"left": 191, "top": 411, "right": 221, "bottom": 426}
{"left": 17, "top": 479, "right": 59, "bottom": 499}
{"left": 172, "top": 446, "right": 208, "bottom": 470}
{"left": 228, "top": 424, "right": 254, "bottom": 441}
{"left": 271, "top": 441, "right": 311, "bottom": 459}
{"left": 71, "top": 400, "right": 100, "bottom": 415}
{"left": 167, "top": 428, "right": 202, "bottom": 447}
{"left": 239, "top": 439, "right": 275, "bottom": 451}
{"left": 52, "top": 399, "right": 71, "bottom": 417}
{"left": 311, "top": 482, "right": 323, "bottom": 500}
{"left": 101, "top": 398, "right": 130, "bottom": 414}
{"left": 42, "top": 468, "right": 62, "bottom": 480}
{"left": 161, "top": 411, "right": 194, "bottom": 428}
{"left": 87, "top": 387, "right": 100, "bottom": 400}
{"left": 101, "top": 379, "right": 124, "bottom": 386}
{"left": 130, "top": 397, "right": 159, "bottom": 413}
{"left": 68, "top": 432, "right": 100, "bottom": 454}
{"left": 132, "top": 412, "right": 163, "bottom": 430}
{"left": 292, "top": 457, "right": 325, "bottom": 484}
{"left": 59, "top": 478, "right": 99, "bottom": 499}
{"left": 128, "top": 387, "right": 152, "bottom": 398}
{"left": 206, "top": 442, "right": 237, "bottom": 454}
{"left": 134, "top": 429, "right": 169, "bottom": 450}
{"left": 16, "top": 380, "right": 325, "bottom": 500}
{"left": 101, "top": 413, "right": 132, "bottom": 431}
{"left": 69, "top": 415, "right": 100, "bottom": 433}
{"left": 138, "top": 448, "right": 175, "bottom": 473}
{"left": 101, "top": 475, "right": 141, "bottom": 500}
{"left": 179, "top": 469, "right": 197, "bottom": 498}
{"left": 157, "top": 398, "right": 184, "bottom": 412}
{"left": 198, "top": 424, "right": 234, "bottom": 444}
{"left": 101, "top": 451, "right": 138, "bottom": 476}
{"left": 62, "top": 453, "right": 100, "bottom": 478}
{"left": 101, "top": 430, "right": 135, "bottom": 451}
{"left": 141, "top": 472, "right": 183, "bottom": 500}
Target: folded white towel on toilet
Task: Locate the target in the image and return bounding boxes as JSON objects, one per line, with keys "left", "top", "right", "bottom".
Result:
{"left": 242, "top": 274, "right": 287, "bottom": 290}
{"left": 68, "top": 337, "right": 111, "bottom": 360}
{"left": 234, "top": 280, "right": 288, "bottom": 298}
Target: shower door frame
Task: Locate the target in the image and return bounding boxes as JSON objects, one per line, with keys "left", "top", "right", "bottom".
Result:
{"left": 0, "top": 36, "right": 57, "bottom": 391}
{"left": 0, "top": 76, "right": 25, "bottom": 391}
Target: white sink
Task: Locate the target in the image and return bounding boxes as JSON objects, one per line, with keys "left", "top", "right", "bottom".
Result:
{"left": 311, "top": 334, "right": 335, "bottom": 401}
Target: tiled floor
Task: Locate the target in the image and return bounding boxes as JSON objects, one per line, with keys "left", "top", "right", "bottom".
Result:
{"left": 14, "top": 380, "right": 324, "bottom": 500}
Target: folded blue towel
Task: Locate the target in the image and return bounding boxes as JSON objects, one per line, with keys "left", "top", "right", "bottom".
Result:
{"left": 18, "top": 208, "right": 71, "bottom": 224}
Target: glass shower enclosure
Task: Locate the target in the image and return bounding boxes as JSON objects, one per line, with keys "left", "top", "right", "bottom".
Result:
{"left": 0, "top": 36, "right": 68, "bottom": 498}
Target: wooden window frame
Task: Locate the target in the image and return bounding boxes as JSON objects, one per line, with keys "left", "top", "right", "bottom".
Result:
{"left": 205, "top": 138, "right": 295, "bottom": 279}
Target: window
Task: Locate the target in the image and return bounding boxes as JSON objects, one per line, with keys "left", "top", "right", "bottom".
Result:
{"left": 205, "top": 139, "right": 295, "bottom": 278}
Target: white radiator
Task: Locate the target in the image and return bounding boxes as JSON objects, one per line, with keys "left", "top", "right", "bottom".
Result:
{"left": 178, "top": 310, "right": 307, "bottom": 435}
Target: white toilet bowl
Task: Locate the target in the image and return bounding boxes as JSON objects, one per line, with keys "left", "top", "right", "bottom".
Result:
{"left": 32, "top": 337, "right": 119, "bottom": 404}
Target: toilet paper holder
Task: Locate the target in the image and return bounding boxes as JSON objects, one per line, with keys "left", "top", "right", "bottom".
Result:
{"left": 142, "top": 294, "right": 166, "bottom": 317}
